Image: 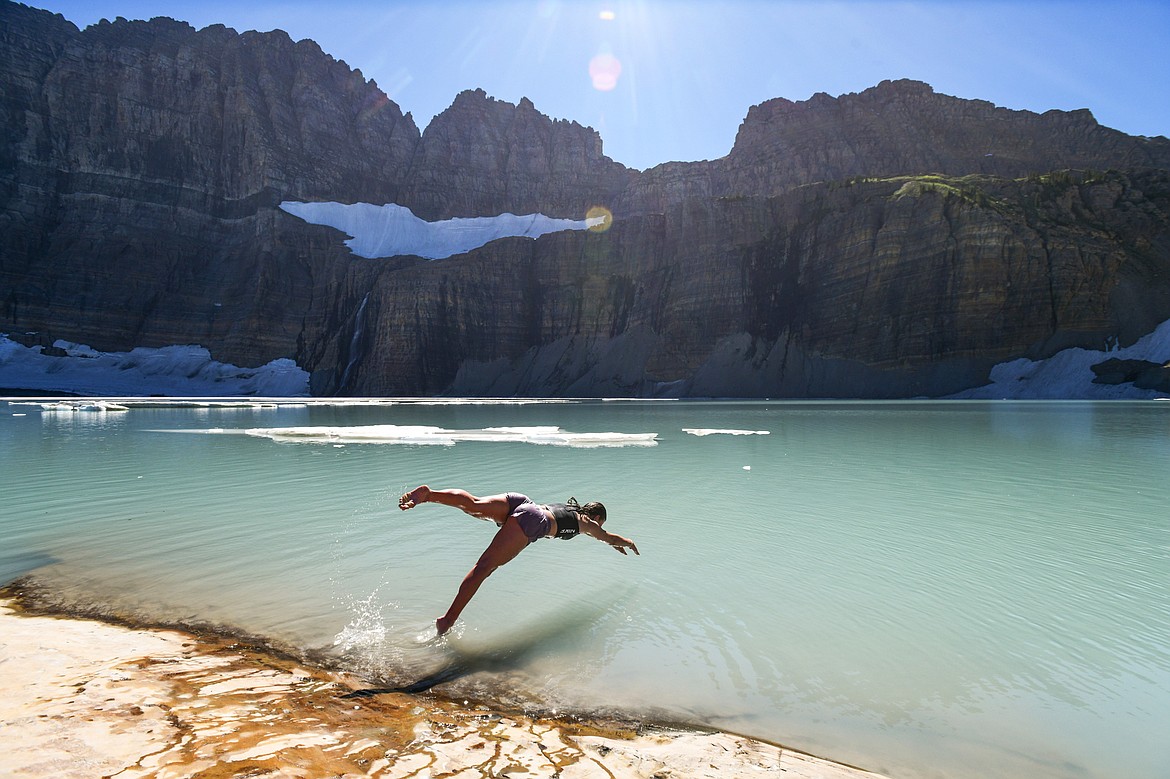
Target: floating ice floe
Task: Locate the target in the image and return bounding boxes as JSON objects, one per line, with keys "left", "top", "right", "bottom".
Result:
{"left": 683, "top": 428, "right": 771, "bottom": 436}
{"left": 229, "top": 424, "right": 658, "bottom": 448}
{"left": 38, "top": 400, "right": 130, "bottom": 413}
{"left": 278, "top": 201, "right": 604, "bottom": 260}
{"left": 0, "top": 335, "right": 310, "bottom": 397}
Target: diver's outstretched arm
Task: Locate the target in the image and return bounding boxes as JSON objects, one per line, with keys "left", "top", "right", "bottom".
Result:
{"left": 580, "top": 517, "right": 640, "bottom": 555}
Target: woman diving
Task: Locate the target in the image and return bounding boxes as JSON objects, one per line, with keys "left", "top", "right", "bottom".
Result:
{"left": 398, "top": 485, "right": 640, "bottom": 635}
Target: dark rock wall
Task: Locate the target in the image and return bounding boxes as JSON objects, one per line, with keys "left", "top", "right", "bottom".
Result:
{"left": 716, "top": 80, "right": 1170, "bottom": 197}
{"left": 397, "top": 90, "right": 635, "bottom": 221}
{"left": 1, "top": 5, "right": 417, "bottom": 368}
{"left": 383, "top": 170, "right": 1170, "bottom": 398}
{"left": 3, "top": 2, "right": 1169, "bottom": 397}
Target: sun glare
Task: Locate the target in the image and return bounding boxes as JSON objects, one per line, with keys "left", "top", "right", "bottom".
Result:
{"left": 588, "top": 51, "right": 623, "bottom": 91}
{"left": 586, "top": 205, "right": 613, "bottom": 231}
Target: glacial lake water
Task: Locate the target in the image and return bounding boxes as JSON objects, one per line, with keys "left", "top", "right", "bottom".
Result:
{"left": 2, "top": 398, "right": 1168, "bottom": 779}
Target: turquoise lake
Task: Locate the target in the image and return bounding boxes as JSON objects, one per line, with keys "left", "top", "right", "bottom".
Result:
{"left": 2, "top": 398, "right": 1167, "bottom": 779}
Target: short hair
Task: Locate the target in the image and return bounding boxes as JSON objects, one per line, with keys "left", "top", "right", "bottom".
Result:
{"left": 582, "top": 501, "right": 606, "bottom": 523}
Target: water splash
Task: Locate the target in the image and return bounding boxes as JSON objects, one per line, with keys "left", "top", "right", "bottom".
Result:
{"left": 333, "top": 591, "right": 394, "bottom": 653}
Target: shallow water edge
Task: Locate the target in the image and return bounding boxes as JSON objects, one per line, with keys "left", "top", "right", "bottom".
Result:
{"left": 5, "top": 396, "right": 1167, "bottom": 779}
{"left": 0, "top": 586, "right": 888, "bottom": 779}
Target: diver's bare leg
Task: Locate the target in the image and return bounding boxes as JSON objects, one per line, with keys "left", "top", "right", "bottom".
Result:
{"left": 399, "top": 485, "right": 510, "bottom": 523}
{"left": 436, "top": 517, "right": 528, "bottom": 634}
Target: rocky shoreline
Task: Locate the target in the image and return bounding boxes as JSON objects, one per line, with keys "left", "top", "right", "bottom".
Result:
{"left": 0, "top": 596, "right": 889, "bottom": 778}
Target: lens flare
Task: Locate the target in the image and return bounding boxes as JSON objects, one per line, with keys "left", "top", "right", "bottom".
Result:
{"left": 586, "top": 205, "right": 613, "bottom": 232}
{"left": 599, "top": 9, "right": 616, "bottom": 20}
{"left": 588, "top": 52, "right": 622, "bottom": 91}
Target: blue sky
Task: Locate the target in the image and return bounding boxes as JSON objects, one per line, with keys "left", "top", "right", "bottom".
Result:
{"left": 30, "top": 0, "right": 1170, "bottom": 171}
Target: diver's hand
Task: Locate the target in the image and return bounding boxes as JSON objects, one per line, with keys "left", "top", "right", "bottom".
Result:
{"left": 610, "top": 537, "right": 639, "bottom": 556}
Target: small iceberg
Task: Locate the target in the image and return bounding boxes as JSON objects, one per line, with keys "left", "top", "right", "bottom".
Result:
{"left": 948, "top": 317, "right": 1170, "bottom": 399}
{"left": 0, "top": 335, "right": 310, "bottom": 397}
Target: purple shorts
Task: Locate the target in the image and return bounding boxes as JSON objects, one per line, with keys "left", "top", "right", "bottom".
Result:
{"left": 505, "top": 493, "right": 550, "bottom": 543}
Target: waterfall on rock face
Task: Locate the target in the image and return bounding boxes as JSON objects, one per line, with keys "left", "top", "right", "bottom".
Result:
{"left": 338, "top": 293, "right": 371, "bottom": 394}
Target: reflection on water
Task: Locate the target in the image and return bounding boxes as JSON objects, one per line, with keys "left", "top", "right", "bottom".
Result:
{"left": 2, "top": 399, "right": 1169, "bottom": 779}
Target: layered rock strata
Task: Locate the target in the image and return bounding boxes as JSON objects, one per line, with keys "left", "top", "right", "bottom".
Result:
{"left": 366, "top": 169, "right": 1170, "bottom": 397}
{"left": 3, "top": 2, "right": 1169, "bottom": 397}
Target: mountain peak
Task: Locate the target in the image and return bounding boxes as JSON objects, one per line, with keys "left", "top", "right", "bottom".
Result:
{"left": 724, "top": 80, "right": 1170, "bottom": 191}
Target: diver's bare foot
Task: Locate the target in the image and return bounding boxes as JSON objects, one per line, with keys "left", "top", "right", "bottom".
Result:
{"left": 436, "top": 615, "right": 454, "bottom": 635}
{"left": 399, "top": 485, "right": 431, "bottom": 510}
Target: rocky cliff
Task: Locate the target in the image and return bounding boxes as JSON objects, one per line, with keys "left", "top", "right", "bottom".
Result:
{"left": 398, "top": 89, "right": 635, "bottom": 221}
{"left": 362, "top": 168, "right": 1170, "bottom": 397}
{"left": 3, "top": 1, "right": 1169, "bottom": 397}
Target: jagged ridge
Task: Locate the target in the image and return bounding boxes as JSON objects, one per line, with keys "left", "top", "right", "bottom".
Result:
{"left": 2, "top": 1, "right": 1169, "bottom": 397}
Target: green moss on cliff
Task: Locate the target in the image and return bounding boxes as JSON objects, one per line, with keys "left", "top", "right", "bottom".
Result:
{"left": 880, "top": 174, "right": 1007, "bottom": 213}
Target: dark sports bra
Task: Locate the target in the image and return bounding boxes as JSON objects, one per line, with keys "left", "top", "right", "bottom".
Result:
{"left": 547, "top": 503, "right": 580, "bottom": 540}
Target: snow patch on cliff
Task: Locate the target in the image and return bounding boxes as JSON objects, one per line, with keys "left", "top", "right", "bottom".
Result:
{"left": 279, "top": 201, "right": 603, "bottom": 260}
{"left": 948, "top": 318, "right": 1170, "bottom": 399}
{"left": 0, "top": 336, "right": 309, "bottom": 397}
